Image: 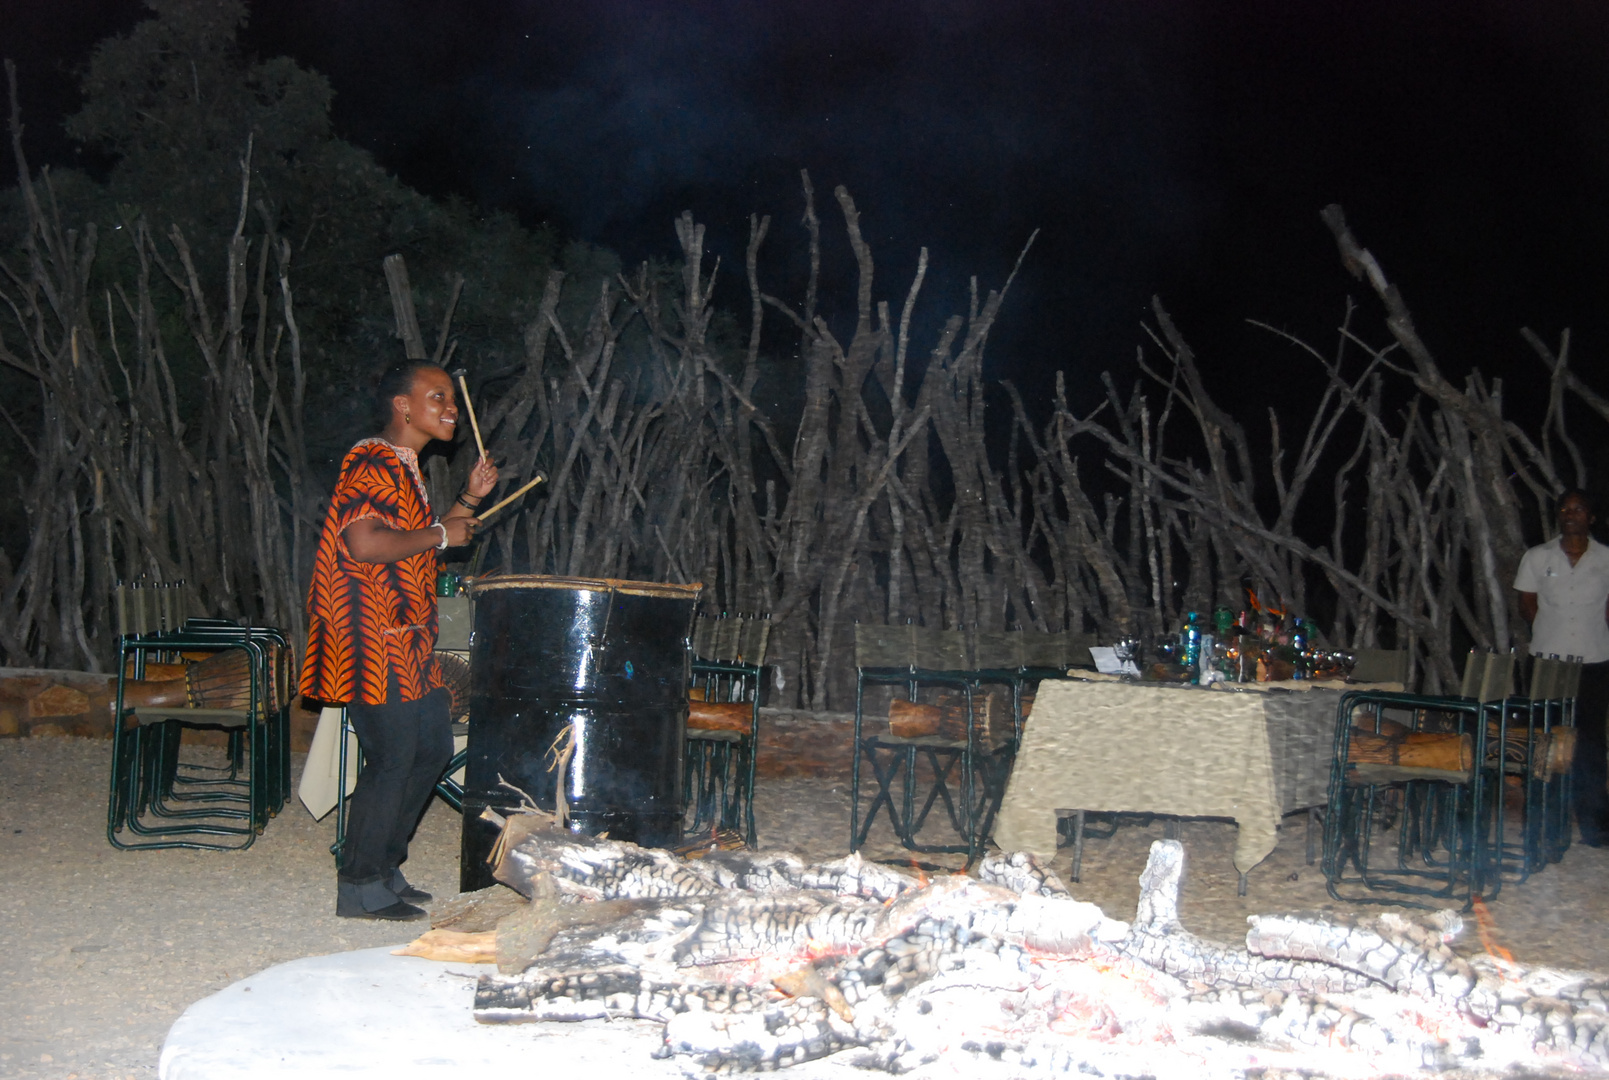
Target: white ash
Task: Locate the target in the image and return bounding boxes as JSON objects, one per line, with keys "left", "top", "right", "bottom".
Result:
{"left": 475, "top": 829, "right": 1609, "bottom": 1077}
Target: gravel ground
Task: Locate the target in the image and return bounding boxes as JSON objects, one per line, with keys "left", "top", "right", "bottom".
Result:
{"left": 5, "top": 735, "right": 1609, "bottom": 1079}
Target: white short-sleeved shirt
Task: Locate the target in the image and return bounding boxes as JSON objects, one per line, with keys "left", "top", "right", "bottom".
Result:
{"left": 1513, "top": 536, "right": 1609, "bottom": 663}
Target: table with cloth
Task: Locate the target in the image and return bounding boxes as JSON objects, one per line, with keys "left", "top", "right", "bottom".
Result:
{"left": 992, "top": 676, "right": 1401, "bottom": 875}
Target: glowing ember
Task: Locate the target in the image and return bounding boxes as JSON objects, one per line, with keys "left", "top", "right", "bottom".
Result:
{"left": 1470, "top": 893, "right": 1518, "bottom": 973}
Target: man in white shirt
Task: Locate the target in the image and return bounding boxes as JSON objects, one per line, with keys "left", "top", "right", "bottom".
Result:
{"left": 1514, "top": 489, "right": 1609, "bottom": 846}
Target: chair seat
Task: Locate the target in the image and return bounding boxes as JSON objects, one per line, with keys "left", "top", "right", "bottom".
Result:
{"left": 1347, "top": 763, "right": 1472, "bottom": 786}
{"left": 125, "top": 706, "right": 251, "bottom": 729}
{"left": 688, "top": 729, "right": 747, "bottom": 743}
{"left": 868, "top": 734, "right": 970, "bottom": 750}
{"left": 868, "top": 733, "right": 1018, "bottom": 755}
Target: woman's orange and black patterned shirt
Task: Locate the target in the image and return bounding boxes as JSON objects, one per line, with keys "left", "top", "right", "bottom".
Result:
{"left": 299, "top": 439, "right": 443, "bottom": 706}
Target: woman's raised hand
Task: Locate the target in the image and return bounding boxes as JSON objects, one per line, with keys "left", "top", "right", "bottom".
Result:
{"left": 467, "top": 455, "right": 499, "bottom": 498}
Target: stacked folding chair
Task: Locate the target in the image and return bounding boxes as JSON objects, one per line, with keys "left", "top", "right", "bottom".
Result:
{"left": 106, "top": 582, "right": 292, "bottom": 851}
{"left": 1492, "top": 655, "right": 1581, "bottom": 881}
{"left": 1322, "top": 650, "right": 1516, "bottom": 908}
{"left": 684, "top": 612, "right": 769, "bottom": 846}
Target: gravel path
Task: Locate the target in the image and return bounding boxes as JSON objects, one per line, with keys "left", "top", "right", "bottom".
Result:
{"left": 5, "top": 735, "right": 1609, "bottom": 1079}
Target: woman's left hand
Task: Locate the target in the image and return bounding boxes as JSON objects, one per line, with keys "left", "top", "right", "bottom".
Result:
{"left": 466, "top": 455, "right": 499, "bottom": 498}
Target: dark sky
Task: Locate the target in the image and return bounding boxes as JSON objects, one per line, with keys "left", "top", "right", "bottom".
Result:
{"left": 8, "top": 0, "right": 1609, "bottom": 419}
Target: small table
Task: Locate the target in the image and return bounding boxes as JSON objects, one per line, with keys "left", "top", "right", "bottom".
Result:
{"left": 992, "top": 677, "right": 1401, "bottom": 883}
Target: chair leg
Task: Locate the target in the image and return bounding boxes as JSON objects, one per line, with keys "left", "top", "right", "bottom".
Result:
{"left": 332, "top": 708, "right": 352, "bottom": 865}
{"left": 898, "top": 746, "right": 918, "bottom": 846}
{"left": 682, "top": 739, "right": 708, "bottom": 835}
{"left": 1071, "top": 809, "right": 1086, "bottom": 883}
{"left": 969, "top": 749, "right": 1012, "bottom": 854}
{"left": 741, "top": 721, "right": 758, "bottom": 848}
{"left": 852, "top": 743, "right": 907, "bottom": 850}
{"left": 739, "top": 737, "right": 757, "bottom": 848}
{"left": 908, "top": 748, "right": 964, "bottom": 839}
{"left": 106, "top": 717, "right": 142, "bottom": 846}
{"left": 707, "top": 741, "right": 732, "bottom": 835}
{"left": 682, "top": 738, "right": 704, "bottom": 833}
{"left": 707, "top": 738, "right": 754, "bottom": 845}
{"left": 434, "top": 748, "right": 467, "bottom": 812}
{"left": 849, "top": 675, "right": 866, "bottom": 853}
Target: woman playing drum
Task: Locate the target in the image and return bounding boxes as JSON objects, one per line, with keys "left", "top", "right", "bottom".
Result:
{"left": 298, "top": 361, "right": 497, "bottom": 920}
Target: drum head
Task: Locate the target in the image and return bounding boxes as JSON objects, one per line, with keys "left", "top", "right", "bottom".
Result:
{"left": 465, "top": 574, "right": 702, "bottom": 601}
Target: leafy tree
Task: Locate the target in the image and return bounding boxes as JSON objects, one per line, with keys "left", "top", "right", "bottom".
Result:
{"left": 17, "top": 0, "right": 565, "bottom": 473}
{"left": 67, "top": 0, "right": 334, "bottom": 255}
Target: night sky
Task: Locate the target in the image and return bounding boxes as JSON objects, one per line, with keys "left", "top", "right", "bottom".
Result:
{"left": 7, "top": 0, "right": 1609, "bottom": 420}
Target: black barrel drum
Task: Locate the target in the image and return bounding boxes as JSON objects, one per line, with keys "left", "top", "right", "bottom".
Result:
{"left": 459, "top": 575, "right": 700, "bottom": 891}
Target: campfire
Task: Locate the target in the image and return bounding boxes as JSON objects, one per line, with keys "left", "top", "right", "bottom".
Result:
{"left": 402, "top": 813, "right": 1609, "bottom": 1077}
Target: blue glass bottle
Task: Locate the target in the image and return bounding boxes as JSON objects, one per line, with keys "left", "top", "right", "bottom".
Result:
{"left": 1182, "top": 612, "right": 1202, "bottom": 682}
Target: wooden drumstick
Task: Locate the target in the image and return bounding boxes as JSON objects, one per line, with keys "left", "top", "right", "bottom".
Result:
{"left": 457, "top": 372, "right": 488, "bottom": 462}
{"left": 475, "top": 474, "right": 546, "bottom": 523}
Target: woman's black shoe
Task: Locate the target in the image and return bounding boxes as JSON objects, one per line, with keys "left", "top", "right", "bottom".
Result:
{"left": 337, "top": 877, "right": 426, "bottom": 919}
{"left": 343, "top": 900, "right": 427, "bottom": 921}
{"left": 387, "top": 869, "right": 432, "bottom": 903}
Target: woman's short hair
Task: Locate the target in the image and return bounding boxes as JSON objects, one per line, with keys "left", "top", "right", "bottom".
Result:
{"left": 372, "top": 360, "right": 441, "bottom": 432}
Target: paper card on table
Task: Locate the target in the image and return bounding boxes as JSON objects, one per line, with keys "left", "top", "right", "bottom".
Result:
{"left": 1089, "top": 646, "right": 1140, "bottom": 676}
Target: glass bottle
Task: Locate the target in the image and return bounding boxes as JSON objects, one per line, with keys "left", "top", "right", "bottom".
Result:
{"left": 1182, "top": 612, "right": 1202, "bottom": 682}
{"left": 1214, "top": 607, "right": 1234, "bottom": 639}
{"left": 1289, "top": 617, "right": 1308, "bottom": 679}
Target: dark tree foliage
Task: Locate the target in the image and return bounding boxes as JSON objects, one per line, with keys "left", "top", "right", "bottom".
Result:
{"left": 9, "top": 0, "right": 562, "bottom": 474}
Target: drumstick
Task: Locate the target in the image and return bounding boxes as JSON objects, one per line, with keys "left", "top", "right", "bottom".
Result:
{"left": 475, "top": 474, "right": 546, "bottom": 523}
{"left": 456, "top": 373, "right": 488, "bottom": 462}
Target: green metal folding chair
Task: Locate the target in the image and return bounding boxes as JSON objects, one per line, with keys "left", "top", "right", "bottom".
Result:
{"left": 1322, "top": 650, "right": 1514, "bottom": 909}
{"left": 683, "top": 613, "right": 768, "bottom": 846}
{"left": 1492, "top": 656, "right": 1580, "bottom": 879}
{"left": 850, "top": 623, "right": 1040, "bottom": 862}
{"left": 107, "top": 618, "right": 286, "bottom": 851}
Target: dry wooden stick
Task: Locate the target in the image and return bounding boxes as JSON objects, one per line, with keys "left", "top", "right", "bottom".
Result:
{"left": 457, "top": 372, "right": 487, "bottom": 462}
{"left": 476, "top": 474, "right": 546, "bottom": 522}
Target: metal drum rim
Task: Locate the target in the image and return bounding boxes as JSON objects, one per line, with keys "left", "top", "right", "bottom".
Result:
{"left": 465, "top": 574, "right": 703, "bottom": 600}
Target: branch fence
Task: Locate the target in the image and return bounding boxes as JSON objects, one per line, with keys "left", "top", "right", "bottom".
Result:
{"left": 2, "top": 79, "right": 1601, "bottom": 705}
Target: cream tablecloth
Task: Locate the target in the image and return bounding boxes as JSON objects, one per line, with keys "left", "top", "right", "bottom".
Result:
{"left": 992, "top": 679, "right": 1398, "bottom": 873}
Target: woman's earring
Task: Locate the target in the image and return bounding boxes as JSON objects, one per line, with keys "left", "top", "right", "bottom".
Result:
{"left": 405, "top": 412, "right": 411, "bottom": 424}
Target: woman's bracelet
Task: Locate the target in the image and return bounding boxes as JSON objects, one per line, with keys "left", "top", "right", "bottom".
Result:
{"left": 456, "top": 492, "right": 483, "bottom": 510}
{"left": 432, "top": 522, "right": 449, "bottom": 550}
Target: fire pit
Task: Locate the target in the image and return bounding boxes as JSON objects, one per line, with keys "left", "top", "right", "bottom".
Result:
{"left": 437, "top": 813, "right": 1609, "bottom": 1077}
